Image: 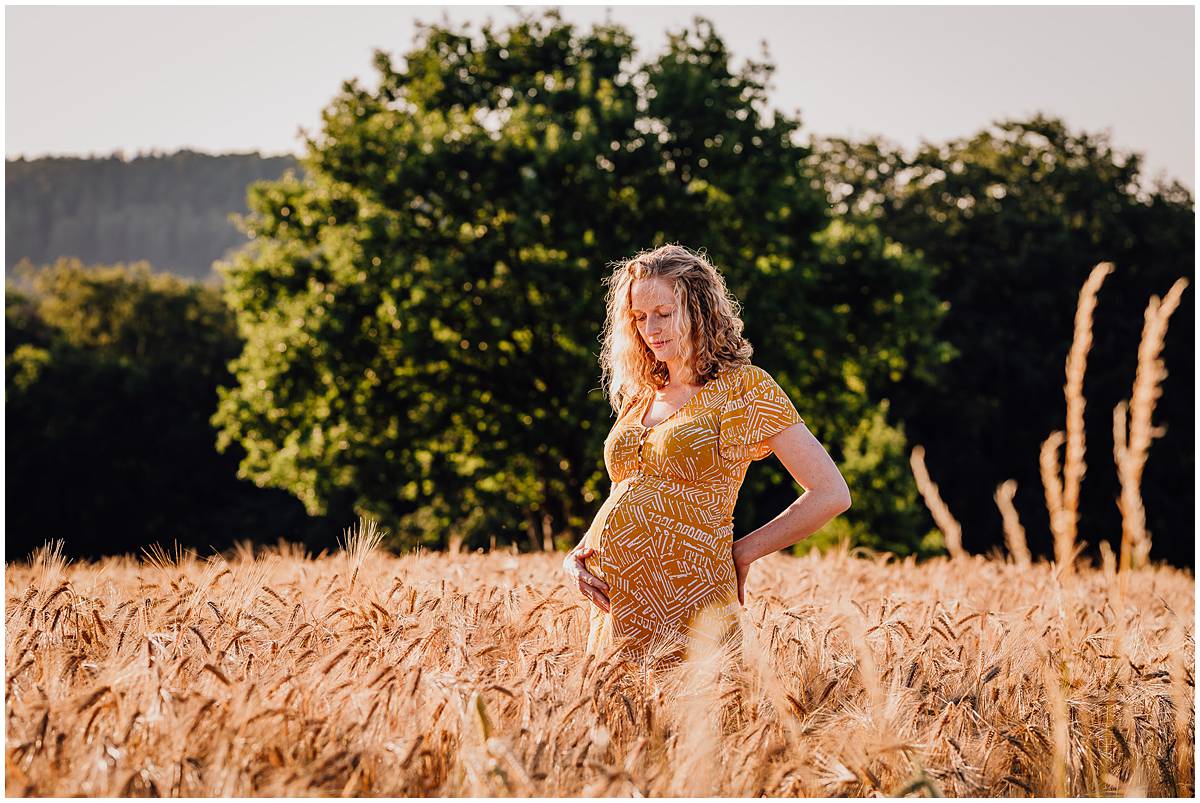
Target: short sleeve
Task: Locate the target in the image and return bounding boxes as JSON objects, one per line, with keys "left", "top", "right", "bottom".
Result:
{"left": 612, "top": 386, "right": 645, "bottom": 421}
{"left": 718, "top": 364, "right": 804, "bottom": 462}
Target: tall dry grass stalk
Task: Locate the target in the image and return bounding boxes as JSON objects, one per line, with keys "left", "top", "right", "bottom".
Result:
{"left": 1061, "top": 263, "right": 1113, "bottom": 555}
{"left": 665, "top": 608, "right": 727, "bottom": 796}
{"left": 1041, "top": 654, "right": 1072, "bottom": 796}
{"left": 1039, "top": 262, "right": 1113, "bottom": 574}
{"left": 993, "top": 479, "right": 1031, "bottom": 567}
{"left": 908, "top": 445, "right": 965, "bottom": 559}
{"left": 1037, "top": 431, "right": 1087, "bottom": 575}
{"left": 1113, "top": 277, "right": 1189, "bottom": 572}
{"left": 4, "top": 535, "right": 1192, "bottom": 796}
{"left": 910, "top": 263, "right": 1155, "bottom": 574}
{"left": 337, "top": 515, "right": 387, "bottom": 595}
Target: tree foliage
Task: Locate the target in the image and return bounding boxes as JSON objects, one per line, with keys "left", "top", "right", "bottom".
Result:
{"left": 5, "top": 258, "right": 344, "bottom": 561}
{"left": 808, "top": 115, "right": 1194, "bottom": 566}
{"left": 214, "top": 10, "right": 949, "bottom": 555}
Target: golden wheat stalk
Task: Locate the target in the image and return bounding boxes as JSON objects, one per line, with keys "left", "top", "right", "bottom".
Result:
{"left": 1041, "top": 657, "right": 1071, "bottom": 796}
{"left": 1062, "top": 263, "right": 1113, "bottom": 545}
{"left": 1113, "top": 277, "right": 1189, "bottom": 571}
{"left": 908, "top": 445, "right": 965, "bottom": 559}
{"left": 993, "top": 480, "right": 1031, "bottom": 567}
{"left": 338, "top": 516, "right": 387, "bottom": 594}
{"left": 1098, "top": 539, "right": 1116, "bottom": 579}
{"left": 1039, "top": 262, "right": 1114, "bottom": 573}
{"left": 1039, "top": 430, "right": 1070, "bottom": 568}
{"left": 667, "top": 608, "right": 727, "bottom": 796}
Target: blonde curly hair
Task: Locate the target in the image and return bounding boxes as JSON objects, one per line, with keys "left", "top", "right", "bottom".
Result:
{"left": 598, "top": 243, "right": 754, "bottom": 416}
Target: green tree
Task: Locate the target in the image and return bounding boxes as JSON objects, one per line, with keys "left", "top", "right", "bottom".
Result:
{"left": 214, "top": 10, "right": 951, "bottom": 554}
{"left": 809, "top": 115, "right": 1194, "bottom": 566}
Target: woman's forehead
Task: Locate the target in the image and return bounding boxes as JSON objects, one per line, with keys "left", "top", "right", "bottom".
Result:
{"left": 629, "top": 277, "right": 675, "bottom": 308}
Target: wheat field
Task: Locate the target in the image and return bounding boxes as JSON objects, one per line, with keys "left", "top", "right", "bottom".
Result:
{"left": 4, "top": 528, "right": 1193, "bottom": 797}
{"left": 6, "top": 264, "right": 1193, "bottom": 796}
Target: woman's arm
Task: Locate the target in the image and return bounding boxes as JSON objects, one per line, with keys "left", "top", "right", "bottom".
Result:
{"left": 732, "top": 422, "right": 852, "bottom": 567}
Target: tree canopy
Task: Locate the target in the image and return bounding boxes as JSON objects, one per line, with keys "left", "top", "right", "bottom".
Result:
{"left": 809, "top": 115, "right": 1194, "bottom": 566}
{"left": 214, "top": 10, "right": 950, "bottom": 555}
{"left": 5, "top": 258, "right": 347, "bottom": 561}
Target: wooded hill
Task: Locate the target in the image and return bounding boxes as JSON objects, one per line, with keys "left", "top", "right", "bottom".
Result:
{"left": 6, "top": 149, "right": 299, "bottom": 281}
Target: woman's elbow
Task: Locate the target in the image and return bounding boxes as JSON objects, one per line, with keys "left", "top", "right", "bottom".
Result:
{"left": 830, "top": 481, "right": 852, "bottom": 513}
{"left": 800, "top": 475, "right": 851, "bottom": 513}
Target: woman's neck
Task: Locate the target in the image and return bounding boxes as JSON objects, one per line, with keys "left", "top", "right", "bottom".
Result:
{"left": 660, "top": 359, "right": 702, "bottom": 389}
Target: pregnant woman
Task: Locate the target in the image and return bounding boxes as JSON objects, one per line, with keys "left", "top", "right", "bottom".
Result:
{"left": 563, "top": 244, "right": 852, "bottom": 665}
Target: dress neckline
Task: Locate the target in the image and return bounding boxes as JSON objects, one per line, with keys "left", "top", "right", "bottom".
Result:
{"left": 637, "top": 370, "right": 723, "bottom": 429}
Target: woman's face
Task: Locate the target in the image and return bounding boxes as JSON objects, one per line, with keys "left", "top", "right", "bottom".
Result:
{"left": 630, "top": 276, "right": 685, "bottom": 362}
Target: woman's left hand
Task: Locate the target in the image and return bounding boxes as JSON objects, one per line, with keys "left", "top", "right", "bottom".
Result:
{"left": 732, "top": 541, "right": 753, "bottom": 606}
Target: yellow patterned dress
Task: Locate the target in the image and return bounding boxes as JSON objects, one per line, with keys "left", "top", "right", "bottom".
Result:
{"left": 578, "top": 362, "right": 805, "bottom": 662}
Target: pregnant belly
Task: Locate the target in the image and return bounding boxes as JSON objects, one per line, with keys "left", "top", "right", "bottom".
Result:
{"left": 591, "top": 499, "right": 737, "bottom": 634}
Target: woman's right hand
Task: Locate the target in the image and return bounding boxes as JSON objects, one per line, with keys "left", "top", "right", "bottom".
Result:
{"left": 562, "top": 546, "right": 610, "bottom": 613}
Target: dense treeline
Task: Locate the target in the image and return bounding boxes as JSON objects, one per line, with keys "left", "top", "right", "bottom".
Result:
{"left": 808, "top": 120, "right": 1194, "bottom": 568}
{"left": 4, "top": 10, "right": 1193, "bottom": 566}
{"left": 5, "top": 259, "right": 351, "bottom": 561}
{"left": 5, "top": 150, "right": 298, "bottom": 281}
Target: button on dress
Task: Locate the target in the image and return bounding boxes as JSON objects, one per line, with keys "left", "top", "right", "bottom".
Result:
{"left": 579, "top": 362, "right": 805, "bottom": 662}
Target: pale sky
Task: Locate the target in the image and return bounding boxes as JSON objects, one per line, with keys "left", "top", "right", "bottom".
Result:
{"left": 4, "top": 3, "right": 1195, "bottom": 191}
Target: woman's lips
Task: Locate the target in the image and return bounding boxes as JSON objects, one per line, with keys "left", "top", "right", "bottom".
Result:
{"left": 651, "top": 339, "right": 671, "bottom": 348}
